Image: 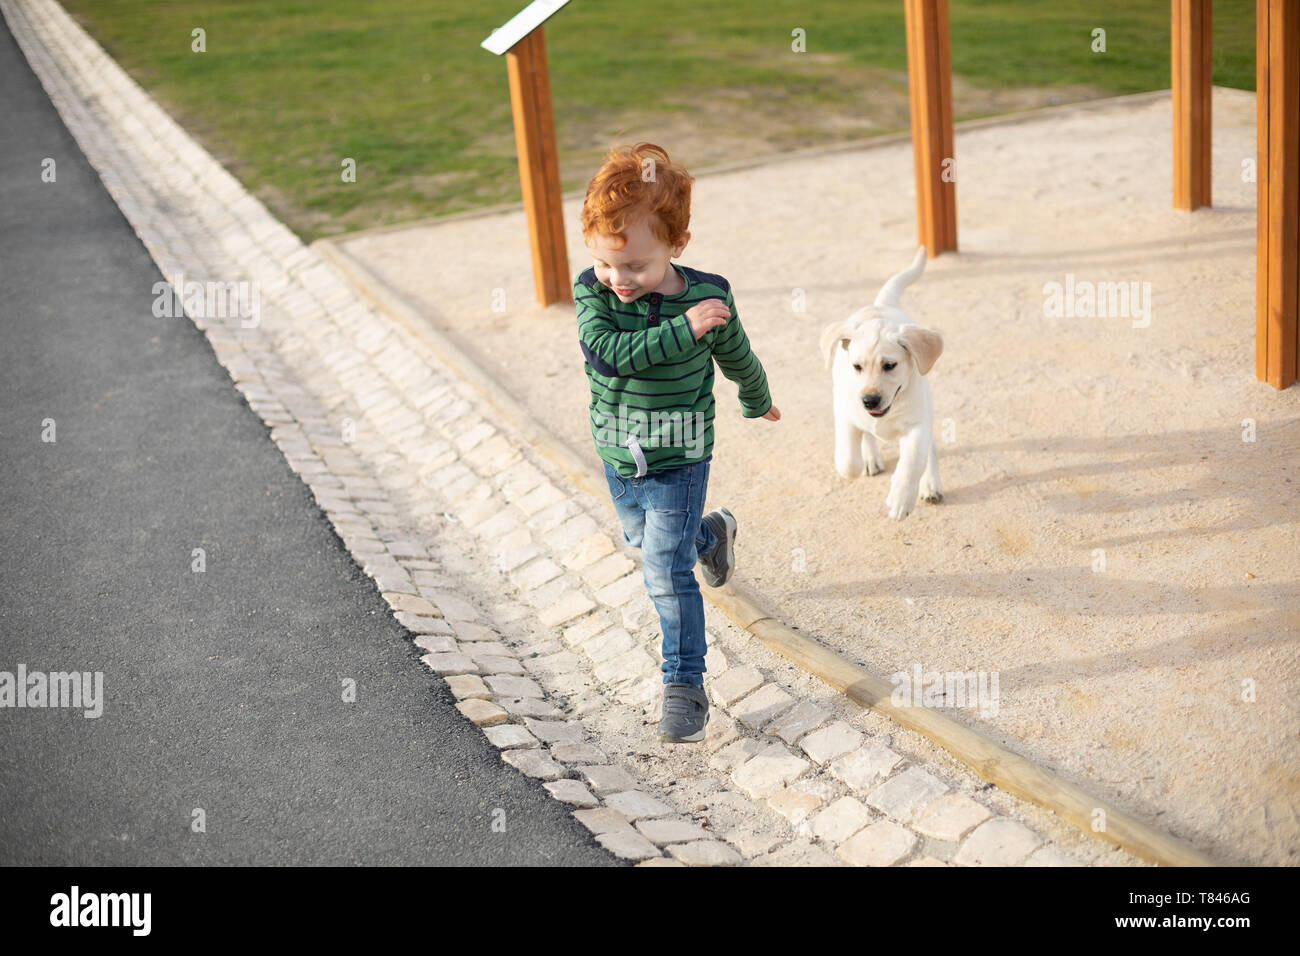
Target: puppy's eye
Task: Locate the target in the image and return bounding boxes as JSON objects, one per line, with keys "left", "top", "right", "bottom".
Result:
{"left": 852, "top": 363, "right": 862, "bottom": 372}
{"left": 882, "top": 361, "right": 897, "bottom": 372}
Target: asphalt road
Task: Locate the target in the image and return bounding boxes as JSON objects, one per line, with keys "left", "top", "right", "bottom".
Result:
{"left": 0, "top": 15, "right": 616, "bottom": 866}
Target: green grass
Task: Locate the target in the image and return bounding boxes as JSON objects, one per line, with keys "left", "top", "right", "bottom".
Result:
{"left": 59, "top": 0, "right": 1258, "bottom": 241}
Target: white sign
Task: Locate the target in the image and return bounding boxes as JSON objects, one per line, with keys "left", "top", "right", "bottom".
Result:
{"left": 481, "top": 0, "right": 573, "bottom": 55}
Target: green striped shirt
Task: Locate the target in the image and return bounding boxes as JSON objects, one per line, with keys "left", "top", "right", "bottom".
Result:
{"left": 575, "top": 262, "right": 771, "bottom": 478}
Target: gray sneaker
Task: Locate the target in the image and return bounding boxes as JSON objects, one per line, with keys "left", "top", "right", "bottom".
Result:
{"left": 698, "top": 507, "right": 737, "bottom": 587}
{"left": 657, "top": 682, "right": 710, "bottom": 743}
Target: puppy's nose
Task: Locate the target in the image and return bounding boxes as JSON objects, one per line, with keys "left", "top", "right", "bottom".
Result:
{"left": 861, "top": 393, "right": 882, "bottom": 410}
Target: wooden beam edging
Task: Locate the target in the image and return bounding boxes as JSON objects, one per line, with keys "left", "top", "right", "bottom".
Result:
{"left": 314, "top": 237, "right": 1215, "bottom": 867}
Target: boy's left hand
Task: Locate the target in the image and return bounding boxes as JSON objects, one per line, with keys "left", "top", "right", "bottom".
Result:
{"left": 761, "top": 405, "right": 781, "bottom": 421}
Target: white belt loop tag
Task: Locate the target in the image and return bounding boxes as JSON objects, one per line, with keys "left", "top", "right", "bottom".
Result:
{"left": 625, "top": 434, "right": 648, "bottom": 477}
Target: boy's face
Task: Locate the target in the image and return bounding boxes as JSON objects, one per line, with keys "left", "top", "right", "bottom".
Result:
{"left": 585, "top": 215, "right": 688, "bottom": 302}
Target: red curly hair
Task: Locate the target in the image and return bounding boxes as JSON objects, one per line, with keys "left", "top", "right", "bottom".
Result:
{"left": 579, "top": 142, "right": 694, "bottom": 250}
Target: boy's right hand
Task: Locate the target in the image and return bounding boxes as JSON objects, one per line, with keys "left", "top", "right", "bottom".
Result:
{"left": 686, "top": 298, "right": 730, "bottom": 340}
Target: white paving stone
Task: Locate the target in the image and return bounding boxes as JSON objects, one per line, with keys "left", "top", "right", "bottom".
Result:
{"left": 666, "top": 841, "right": 743, "bottom": 867}
{"left": 912, "top": 793, "right": 993, "bottom": 842}
{"left": 810, "top": 796, "right": 874, "bottom": 844}
{"left": 512, "top": 557, "right": 564, "bottom": 590}
{"left": 514, "top": 481, "right": 566, "bottom": 516}
{"left": 635, "top": 818, "right": 712, "bottom": 845}
{"left": 954, "top": 818, "right": 1043, "bottom": 867}
{"left": 522, "top": 649, "right": 582, "bottom": 676}
{"left": 476, "top": 656, "right": 526, "bottom": 676}
{"left": 525, "top": 498, "right": 581, "bottom": 533}
{"left": 593, "top": 646, "right": 658, "bottom": 685}
{"left": 731, "top": 742, "right": 811, "bottom": 799}
{"left": 413, "top": 634, "right": 457, "bottom": 655}
{"left": 549, "top": 742, "right": 607, "bottom": 763}
{"left": 522, "top": 718, "right": 586, "bottom": 745}
{"left": 799, "top": 721, "right": 866, "bottom": 765}
{"left": 830, "top": 741, "right": 904, "bottom": 791}
{"left": 837, "top": 821, "right": 918, "bottom": 867}
{"left": 729, "top": 683, "right": 796, "bottom": 730}
{"left": 538, "top": 589, "right": 597, "bottom": 627}
{"left": 605, "top": 790, "right": 675, "bottom": 820}
{"left": 579, "top": 765, "right": 640, "bottom": 795}
{"left": 708, "top": 737, "right": 769, "bottom": 773}
{"left": 1024, "top": 847, "right": 1081, "bottom": 867}
{"left": 866, "top": 767, "right": 950, "bottom": 824}
{"left": 593, "top": 572, "right": 644, "bottom": 608}
{"left": 767, "top": 785, "right": 827, "bottom": 827}
{"left": 580, "top": 552, "right": 636, "bottom": 590}
{"left": 561, "top": 533, "right": 616, "bottom": 571}
{"left": 572, "top": 807, "right": 632, "bottom": 836}
{"left": 464, "top": 641, "right": 515, "bottom": 662}
{"left": 752, "top": 839, "right": 840, "bottom": 867}
{"left": 423, "top": 590, "right": 480, "bottom": 622}
{"left": 444, "top": 674, "right": 489, "bottom": 700}
{"left": 484, "top": 675, "right": 544, "bottom": 698}
{"left": 420, "top": 652, "right": 477, "bottom": 676}
{"left": 542, "top": 779, "right": 599, "bottom": 808}
{"left": 541, "top": 513, "right": 600, "bottom": 553}
{"left": 501, "top": 748, "right": 566, "bottom": 781}
{"left": 483, "top": 724, "right": 540, "bottom": 749}
{"left": 620, "top": 595, "right": 659, "bottom": 631}
{"left": 499, "top": 696, "right": 565, "bottom": 718}
{"left": 395, "top": 612, "right": 451, "bottom": 634}
{"left": 455, "top": 698, "right": 509, "bottom": 726}
{"left": 597, "top": 829, "right": 661, "bottom": 861}
{"left": 448, "top": 621, "right": 499, "bottom": 642}
{"left": 708, "top": 665, "right": 764, "bottom": 708}
{"left": 764, "top": 700, "right": 832, "bottom": 744}
{"left": 562, "top": 612, "right": 613, "bottom": 647}
{"left": 582, "top": 627, "right": 635, "bottom": 663}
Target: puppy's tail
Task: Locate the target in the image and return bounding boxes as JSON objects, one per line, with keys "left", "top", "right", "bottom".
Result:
{"left": 873, "top": 246, "right": 927, "bottom": 309}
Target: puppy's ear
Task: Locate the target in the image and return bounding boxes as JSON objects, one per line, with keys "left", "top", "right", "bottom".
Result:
{"left": 899, "top": 326, "right": 943, "bottom": 375}
{"left": 819, "top": 320, "right": 857, "bottom": 371}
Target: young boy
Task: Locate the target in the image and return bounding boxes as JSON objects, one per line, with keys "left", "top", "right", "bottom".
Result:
{"left": 574, "top": 142, "right": 780, "bottom": 743}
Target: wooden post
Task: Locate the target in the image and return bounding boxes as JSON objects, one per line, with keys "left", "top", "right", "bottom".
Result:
{"left": 1257, "top": 0, "right": 1299, "bottom": 388}
{"left": 1172, "top": 1, "right": 1213, "bottom": 210}
{"left": 904, "top": 0, "right": 957, "bottom": 255}
{"left": 505, "top": 25, "right": 571, "bottom": 306}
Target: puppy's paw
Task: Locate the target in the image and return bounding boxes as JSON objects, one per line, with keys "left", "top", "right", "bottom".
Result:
{"left": 885, "top": 493, "right": 914, "bottom": 521}
{"left": 861, "top": 436, "right": 885, "bottom": 476}
{"left": 834, "top": 455, "right": 864, "bottom": 480}
{"left": 919, "top": 480, "right": 943, "bottom": 503}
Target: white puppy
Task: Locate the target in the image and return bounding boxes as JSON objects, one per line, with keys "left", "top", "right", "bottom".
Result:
{"left": 819, "top": 247, "right": 943, "bottom": 520}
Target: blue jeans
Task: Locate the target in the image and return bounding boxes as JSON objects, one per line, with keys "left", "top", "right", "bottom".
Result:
{"left": 603, "top": 454, "right": 717, "bottom": 687}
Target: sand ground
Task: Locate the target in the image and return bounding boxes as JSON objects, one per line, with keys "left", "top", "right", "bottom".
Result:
{"left": 339, "top": 88, "right": 1299, "bottom": 865}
